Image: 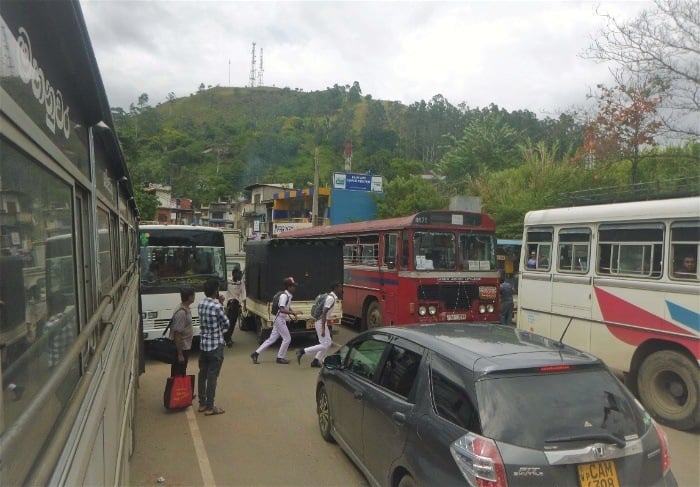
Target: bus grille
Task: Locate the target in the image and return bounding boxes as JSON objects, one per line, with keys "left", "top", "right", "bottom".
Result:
{"left": 417, "top": 284, "right": 479, "bottom": 311}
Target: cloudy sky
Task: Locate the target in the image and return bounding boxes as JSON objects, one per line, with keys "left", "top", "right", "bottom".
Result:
{"left": 81, "top": 1, "right": 651, "bottom": 117}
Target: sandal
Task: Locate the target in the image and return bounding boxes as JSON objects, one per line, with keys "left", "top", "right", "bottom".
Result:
{"left": 198, "top": 406, "right": 208, "bottom": 413}
{"left": 204, "top": 406, "right": 225, "bottom": 416}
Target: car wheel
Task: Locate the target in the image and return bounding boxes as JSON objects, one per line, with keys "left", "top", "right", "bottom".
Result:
{"left": 366, "top": 301, "right": 383, "bottom": 329}
{"left": 397, "top": 474, "right": 416, "bottom": 487}
{"left": 637, "top": 350, "right": 700, "bottom": 431}
{"left": 317, "top": 385, "right": 335, "bottom": 443}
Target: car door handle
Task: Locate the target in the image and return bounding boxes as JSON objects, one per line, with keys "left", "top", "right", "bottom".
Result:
{"left": 392, "top": 412, "right": 406, "bottom": 426}
{"left": 353, "top": 390, "right": 364, "bottom": 400}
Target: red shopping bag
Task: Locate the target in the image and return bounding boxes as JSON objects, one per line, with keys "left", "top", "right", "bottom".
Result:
{"left": 163, "top": 375, "right": 194, "bottom": 410}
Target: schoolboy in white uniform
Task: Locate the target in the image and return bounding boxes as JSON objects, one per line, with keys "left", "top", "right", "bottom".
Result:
{"left": 250, "top": 277, "right": 298, "bottom": 364}
{"left": 296, "top": 282, "right": 342, "bottom": 367}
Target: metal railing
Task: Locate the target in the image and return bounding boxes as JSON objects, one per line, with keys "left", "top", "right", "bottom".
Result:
{"left": 1, "top": 263, "right": 138, "bottom": 485}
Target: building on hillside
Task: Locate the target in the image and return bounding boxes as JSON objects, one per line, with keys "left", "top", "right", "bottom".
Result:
{"left": 144, "top": 183, "right": 195, "bottom": 224}
{"left": 272, "top": 186, "right": 330, "bottom": 235}
{"left": 201, "top": 201, "right": 233, "bottom": 227}
{"left": 241, "top": 183, "right": 293, "bottom": 238}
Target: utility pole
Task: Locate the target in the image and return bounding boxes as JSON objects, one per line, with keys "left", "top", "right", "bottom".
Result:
{"left": 312, "top": 148, "right": 319, "bottom": 226}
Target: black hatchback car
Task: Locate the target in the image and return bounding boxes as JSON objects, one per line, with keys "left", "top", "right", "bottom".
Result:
{"left": 315, "top": 323, "right": 677, "bottom": 487}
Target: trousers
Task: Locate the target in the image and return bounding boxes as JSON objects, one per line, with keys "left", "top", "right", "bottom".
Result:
{"left": 198, "top": 344, "right": 224, "bottom": 409}
{"left": 303, "top": 320, "right": 333, "bottom": 362}
{"left": 255, "top": 320, "right": 291, "bottom": 358}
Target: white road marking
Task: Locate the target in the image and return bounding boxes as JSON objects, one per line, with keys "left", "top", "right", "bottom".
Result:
{"left": 185, "top": 406, "right": 216, "bottom": 486}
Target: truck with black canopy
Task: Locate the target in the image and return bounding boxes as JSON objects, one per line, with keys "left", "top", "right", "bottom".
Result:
{"left": 242, "top": 238, "right": 343, "bottom": 343}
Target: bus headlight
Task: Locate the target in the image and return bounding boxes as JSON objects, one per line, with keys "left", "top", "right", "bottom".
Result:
{"left": 478, "top": 305, "right": 486, "bottom": 314}
{"left": 486, "top": 304, "right": 495, "bottom": 313}
{"left": 418, "top": 306, "right": 427, "bottom": 316}
{"left": 428, "top": 305, "right": 437, "bottom": 316}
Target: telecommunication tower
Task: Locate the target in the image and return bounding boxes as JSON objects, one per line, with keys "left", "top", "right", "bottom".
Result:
{"left": 249, "top": 42, "right": 257, "bottom": 87}
{"left": 257, "top": 48, "right": 264, "bottom": 86}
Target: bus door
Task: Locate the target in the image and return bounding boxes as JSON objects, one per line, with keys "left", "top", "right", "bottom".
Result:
{"left": 381, "top": 233, "right": 399, "bottom": 326}
{"left": 520, "top": 228, "right": 553, "bottom": 336}
{"left": 550, "top": 228, "right": 593, "bottom": 347}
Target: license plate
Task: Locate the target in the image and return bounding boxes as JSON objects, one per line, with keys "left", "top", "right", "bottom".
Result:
{"left": 306, "top": 320, "right": 315, "bottom": 330}
{"left": 578, "top": 460, "right": 620, "bottom": 487}
{"left": 446, "top": 313, "right": 467, "bottom": 321}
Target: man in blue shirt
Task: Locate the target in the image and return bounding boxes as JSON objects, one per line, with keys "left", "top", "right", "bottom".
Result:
{"left": 197, "top": 279, "right": 230, "bottom": 415}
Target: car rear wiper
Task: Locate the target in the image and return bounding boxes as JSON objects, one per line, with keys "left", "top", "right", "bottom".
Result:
{"left": 545, "top": 432, "right": 626, "bottom": 448}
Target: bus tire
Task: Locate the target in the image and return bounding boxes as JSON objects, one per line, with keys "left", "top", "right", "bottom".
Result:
{"left": 637, "top": 350, "right": 700, "bottom": 431}
{"left": 366, "top": 301, "right": 383, "bottom": 329}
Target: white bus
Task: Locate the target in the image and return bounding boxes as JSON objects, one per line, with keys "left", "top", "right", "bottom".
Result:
{"left": 139, "top": 225, "right": 228, "bottom": 340}
{"left": 1, "top": 3, "right": 141, "bottom": 484}
{"left": 518, "top": 196, "right": 699, "bottom": 431}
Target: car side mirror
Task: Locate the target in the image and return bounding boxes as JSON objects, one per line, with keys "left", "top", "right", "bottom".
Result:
{"left": 323, "top": 354, "right": 342, "bottom": 370}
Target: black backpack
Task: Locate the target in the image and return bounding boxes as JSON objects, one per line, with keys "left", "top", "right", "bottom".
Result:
{"left": 270, "top": 291, "right": 283, "bottom": 315}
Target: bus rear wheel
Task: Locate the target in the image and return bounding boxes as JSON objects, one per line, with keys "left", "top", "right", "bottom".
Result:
{"left": 637, "top": 350, "right": 700, "bottom": 431}
{"left": 365, "top": 301, "right": 383, "bottom": 329}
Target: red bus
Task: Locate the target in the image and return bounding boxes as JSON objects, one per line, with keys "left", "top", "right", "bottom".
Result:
{"left": 280, "top": 210, "right": 500, "bottom": 329}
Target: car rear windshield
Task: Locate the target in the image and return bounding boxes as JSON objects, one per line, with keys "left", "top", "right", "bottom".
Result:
{"left": 476, "top": 367, "right": 648, "bottom": 450}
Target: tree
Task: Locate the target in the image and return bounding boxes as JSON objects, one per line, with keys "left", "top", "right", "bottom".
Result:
{"left": 585, "top": 0, "right": 699, "bottom": 137}
{"left": 138, "top": 93, "right": 149, "bottom": 110}
{"left": 436, "top": 109, "right": 521, "bottom": 193}
{"left": 585, "top": 77, "right": 665, "bottom": 183}
{"left": 374, "top": 176, "right": 449, "bottom": 219}
{"left": 133, "top": 186, "right": 159, "bottom": 221}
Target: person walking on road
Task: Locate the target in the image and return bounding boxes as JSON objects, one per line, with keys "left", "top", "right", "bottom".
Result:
{"left": 197, "top": 278, "right": 230, "bottom": 415}
{"left": 224, "top": 268, "right": 246, "bottom": 347}
{"left": 251, "top": 277, "right": 298, "bottom": 365}
{"left": 499, "top": 278, "right": 515, "bottom": 325}
{"left": 170, "top": 287, "right": 195, "bottom": 377}
{"left": 296, "top": 282, "right": 342, "bottom": 368}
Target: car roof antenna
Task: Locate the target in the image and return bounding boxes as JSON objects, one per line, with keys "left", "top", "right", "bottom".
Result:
{"left": 557, "top": 317, "right": 574, "bottom": 348}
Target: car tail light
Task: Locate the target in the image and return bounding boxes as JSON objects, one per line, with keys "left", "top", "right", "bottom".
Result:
{"left": 539, "top": 365, "right": 571, "bottom": 372}
{"left": 450, "top": 432, "right": 508, "bottom": 487}
{"left": 652, "top": 419, "right": 670, "bottom": 475}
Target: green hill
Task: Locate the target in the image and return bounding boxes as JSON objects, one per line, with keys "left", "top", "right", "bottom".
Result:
{"left": 112, "top": 84, "right": 582, "bottom": 206}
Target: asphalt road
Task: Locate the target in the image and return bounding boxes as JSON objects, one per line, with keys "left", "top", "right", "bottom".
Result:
{"left": 131, "top": 324, "right": 699, "bottom": 487}
{"left": 130, "top": 325, "right": 367, "bottom": 486}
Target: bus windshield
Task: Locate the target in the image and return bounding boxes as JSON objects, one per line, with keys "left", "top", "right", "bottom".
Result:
{"left": 139, "top": 228, "right": 227, "bottom": 290}
{"left": 140, "top": 245, "right": 226, "bottom": 287}
{"left": 460, "top": 233, "right": 496, "bottom": 271}
{"left": 413, "top": 231, "right": 497, "bottom": 271}
{"left": 414, "top": 232, "right": 456, "bottom": 270}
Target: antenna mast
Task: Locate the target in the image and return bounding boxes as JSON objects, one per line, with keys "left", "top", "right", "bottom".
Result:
{"left": 249, "top": 42, "right": 257, "bottom": 87}
{"left": 257, "top": 48, "right": 264, "bottom": 86}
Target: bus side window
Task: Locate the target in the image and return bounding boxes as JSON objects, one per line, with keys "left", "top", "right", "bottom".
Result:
{"left": 525, "top": 228, "right": 552, "bottom": 271}
{"left": 558, "top": 228, "right": 590, "bottom": 274}
{"left": 670, "top": 221, "right": 699, "bottom": 280}
{"left": 598, "top": 223, "right": 664, "bottom": 278}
